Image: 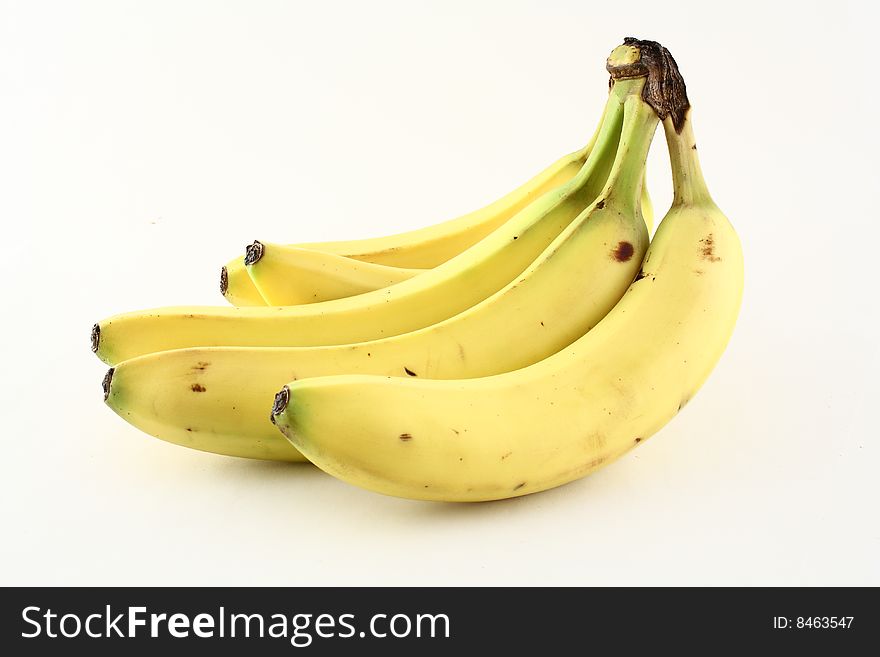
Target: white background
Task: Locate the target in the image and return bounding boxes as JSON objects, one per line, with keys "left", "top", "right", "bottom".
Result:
{"left": 1, "top": 0, "right": 877, "bottom": 585}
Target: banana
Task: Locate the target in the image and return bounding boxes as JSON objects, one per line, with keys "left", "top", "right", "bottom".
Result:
{"left": 93, "top": 81, "right": 632, "bottom": 366}
{"left": 219, "top": 141, "right": 595, "bottom": 307}
{"left": 222, "top": 179, "right": 653, "bottom": 307}
{"left": 243, "top": 243, "right": 425, "bottom": 306}
{"left": 220, "top": 258, "right": 267, "bottom": 306}
{"left": 102, "top": 85, "right": 656, "bottom": 461}
{"left": 271, "top": 40, "right": 744, "bottom": 502}
{"left": 219, "top": 123, "right": 656, "bottom": 308}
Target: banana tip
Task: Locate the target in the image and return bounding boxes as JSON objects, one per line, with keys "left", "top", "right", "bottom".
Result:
{"left": 102, "top": 368, "right": 114, "bottom": 401}
{"left": 270, "top": 385, "right": 290, "bottom": 424}
{"left": 244, "top": 240, "right": 264, "bottom": 266}
{"left": 220, "top": 266, "right": 228, "bottom": 296}
{"left": 90, "top": 323, "right": 100, "bottom": 353}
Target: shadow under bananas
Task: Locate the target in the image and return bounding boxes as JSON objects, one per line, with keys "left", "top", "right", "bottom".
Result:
{"left": 212, "top": 451, "right": 638, "bottom": 524}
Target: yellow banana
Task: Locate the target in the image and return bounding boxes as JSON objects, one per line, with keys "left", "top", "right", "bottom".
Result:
{"left": 220, "top": 257, "right": 267, "bottom": 306}
{"left": 272, "top": 41, "right": 744, "bottom": 501}
{"left": 241, "top": 243, "right": 425, "bottom": 306}
{"left": 93, "top": 81, "right": 632, "bottom": 366}
{"left": 219, "top": 141, "right": 594, "bottom": 306}
{"left": 101, "top": 84, "right": 655, "bottom": 461}
{"left": 219, "top": 116, "right": 655, "bottom": 308}
{"left": 223, "top": 179, "right": 652, "bottom": 307}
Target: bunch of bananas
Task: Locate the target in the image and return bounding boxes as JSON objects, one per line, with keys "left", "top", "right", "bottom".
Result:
{"left": 93, "top": 38, "right": 743, "bottom": 502}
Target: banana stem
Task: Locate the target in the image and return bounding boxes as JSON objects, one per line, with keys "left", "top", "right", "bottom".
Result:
{"left": 607, "top": 38, "right": 695, "bottom": 212}
{"left": 558, "top": 84, "right": 627, "bottom": 206}
{"left": 601, "top": 94, "right": 659, "bottom": 211}
{"left": 664, "top": 113, "right": 713, "bottom": 207}
{"left": 579, "top": 96, "right": 610, "bottom": 160}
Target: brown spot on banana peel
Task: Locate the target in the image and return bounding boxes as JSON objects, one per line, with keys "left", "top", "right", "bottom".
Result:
{"left": 244, "top": 240, "right": 264, "bottom": 266}
{"left": 404, "top": 367, "right": 417, "bottom": 377}
{"left": 501, "top": 452, "right": 512, "bottom": 461}
{"left": 700, "top": 234, "right": 721, "bottom": 262}
{"left": 190, "top": 383, "right": 206, "bottom": 392}
{"left": 191, "top": 362, "right": 210, "bottom": 371}
{"left": 513, "top": 482, "right": 526, "bottom": 491}
{"left": 634, "top": 437, "right": 642, "bottom": 443}
{"left": 399, "top": 433, "right": 413, "bottom": 442}
{"left": 612, "top": 241, "right": 635, "bottom": 262}
{"left": 270, "top": 385, "right": 290, "bottom": 424}
{"left": 276, "top": 422, "right": 294, "bottom": 441}
{"left": 595, "top": 199, "right": 605, "bottom": 209}
{"left": 102, "top": 368, "right": 114, "bottom": 401}
{"left": 219, "top": 266, "right": 228, "bottom": 295}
